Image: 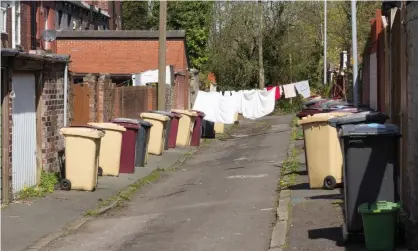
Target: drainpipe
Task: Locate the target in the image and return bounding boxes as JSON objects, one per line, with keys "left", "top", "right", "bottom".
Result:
{"left": 63, "top": 63, "right": 68, "bottom": 127}
{"left": 30, "top": 1, "right": 37, "bottom": 50}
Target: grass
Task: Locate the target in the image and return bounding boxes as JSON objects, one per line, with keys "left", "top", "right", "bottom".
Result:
{"left": 84, "top": 168, "right": 164, "bottom": 217}
{"left": 279, "top": 117, "right": 302, "bottom": 190}
{"left": 83, "top": 147, "right": 200, "bottom": 217}
{"left": 17, "top": 171, "right": 59, "bottom": 200}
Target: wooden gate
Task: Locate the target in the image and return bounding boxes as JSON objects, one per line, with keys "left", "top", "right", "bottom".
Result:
{"left": 71, "top": 83, "right": 90, "bottom": 125}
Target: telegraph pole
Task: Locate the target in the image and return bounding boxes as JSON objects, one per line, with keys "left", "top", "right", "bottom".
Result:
{"left": 351, "top": 0, "right": 358, "bottom": 105}
{"left": 158, "top": 1, "right": 167, "bottom": 110}
{"left": 258, "top": 0, "right": 265, "bottom": 89}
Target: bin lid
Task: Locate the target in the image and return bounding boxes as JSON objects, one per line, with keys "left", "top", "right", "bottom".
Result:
{"left": 328, "top": 111, "right": 389, "bottom": 128}
{"left": 137, "top": 119, "right": 153, "bottom": 127}
{"left": 112, "top": 118, "right": 153, "bottom": 128}
{"left": 190, "top": 110, "right": 206, "bottom": 117}
{"left": 170, "top": 109, "right": 198, "bottom": 117}
{"left": 297, "top": 112, "right": 350, "bottom": 125}
{"left": 60, "top": 127, "right": 104, "bottom": 138}
{"left": 149, "top": 110, "right": 180, "bottom": 119}
{"left": 140, "top": 112, "right": 170, "bottom": 121}
{"left": 87, "top": 122, "right": 126, "bottom": 132}
{"left": 358, "top": 201, "right": 400, "bottom": 214}
{"left": 112, "top": 118, "right": 140, "bottom": 124}
{"left": 340, "top": 123, "right": 401, "bottom": 137}
{"left": 111, "top": 119, "right": 140, "bottom": 130}
{"left": 69, "top": 125, "right": 106, "bottom": 134}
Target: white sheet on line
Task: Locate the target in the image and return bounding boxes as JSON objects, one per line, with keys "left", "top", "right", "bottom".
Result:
{"left": 192, "top": 91, "right": 236, "bottom": 124}
{"left": 241, "top": 88, "right": 276, "bottom": 120}
{"left": 283, "top": 84, "right": 297, "bottom": 98}
{"left": 294, "top": 80, "right": 311, "bottom": 98}
{"left": 230, "top": 91, "right": 243, "bottom": 114}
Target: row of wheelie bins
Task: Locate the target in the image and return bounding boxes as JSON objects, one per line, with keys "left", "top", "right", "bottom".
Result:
{"left": 58, "top": 109, "right": 210, "bottom": 192}
{"left": 297, "top": 106, "right": 401, "bottom": 250}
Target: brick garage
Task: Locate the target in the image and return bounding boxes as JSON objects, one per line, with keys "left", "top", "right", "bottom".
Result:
{"left": 1, "top": 49, "right": 70, "bottom": 202}
{"left": 56, "top": 30, "right": 190, "bottom": 110}
{"left": 55, "top": 30, "right": 188, "bottom": 74}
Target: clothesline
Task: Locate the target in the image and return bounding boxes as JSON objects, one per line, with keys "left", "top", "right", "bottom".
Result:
{"left": 192, "top": 80, "right": 311, "bottom": 124}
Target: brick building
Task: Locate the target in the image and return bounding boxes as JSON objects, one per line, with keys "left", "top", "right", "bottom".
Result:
{"left": 56, "top": 30, "right": 191, "bottom": 110}
{"left": 55, "top": 30, "right": 188, "bottom": 77}
{"left": 1, "top": 49, "right": 71, "bottom": 202}
{"left": 360, "top": 2, "right": 418, "bottom": 247}
{"left": 1, "top": 1, "right": 121, "bottom": 51}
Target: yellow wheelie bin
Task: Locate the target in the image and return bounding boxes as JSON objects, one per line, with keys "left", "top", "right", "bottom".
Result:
{"left": 170, "top": 109, "right": 198, "bottom": 146}
{"left": 214, "top": 122, "right": 224, "bottom": 134}
{"left": 298, "top": 112, "right": 351, "bottom": 190}
{"left": 87, "top": 122, "right": 126, "bottom": 176}
{"left": 140, "top": 112, "right": 170, "bottom": 155}
{"left": 59, "top": 127, "right": 104, "bottom": 191}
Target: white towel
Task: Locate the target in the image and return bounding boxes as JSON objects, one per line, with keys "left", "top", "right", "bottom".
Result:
{"left": 294, "top": 80, "right": 311, "bottom": 98}
{"left": 283, "top": 84, "right": 297, "bottom": 98}
{"left": 231, "top": 91, "right": 243, "bottom": 114}
{"left": 241, "top": 88, "right": 276, "bottom": 120}
{"left": 192, "top": 91, "right": 236, "bottom": 124}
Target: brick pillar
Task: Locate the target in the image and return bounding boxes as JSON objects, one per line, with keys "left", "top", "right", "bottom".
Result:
{"left": 83, "top": 74, "right": 97, "bottom": 122}
{"left": 96, "top": 74, "right": 111, "bottom": 122}
{"left": 114, "top": 87, "right": 121, "bottom": 118}
{"left": 146, "top": 87, "right": 152, "bottom": 111}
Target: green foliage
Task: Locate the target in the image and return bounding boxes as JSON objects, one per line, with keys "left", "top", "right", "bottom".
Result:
{"left": 121, "top": 1, "right": 380, "bottom": 109}
{"left": 121, "top": 1, "right": 151, "bottom": 30}
{"left": 122, "top": 1, "right": 213, "bottom": 70}
{"left": 17, "top": 171, "right": 58, "bottom": 200}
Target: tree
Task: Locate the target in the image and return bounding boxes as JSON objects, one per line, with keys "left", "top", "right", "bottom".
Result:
{"left": 121, "top": 1, "right": 151, "bottom": 30}
{"left": 147, "top": 1, "right": 213, "bottom": 70}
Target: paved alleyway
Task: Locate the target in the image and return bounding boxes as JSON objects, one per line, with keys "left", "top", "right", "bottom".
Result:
{"left": 41, "top": 114, "right": 293, "bottom": 251}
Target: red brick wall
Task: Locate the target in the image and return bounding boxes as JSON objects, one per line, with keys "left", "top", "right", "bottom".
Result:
{"left": 56, "top": 39, "right": 188, "bottom": 74}
{"left": 40, "top": 62, "right": 69, "bottom": 172}
{"left": 173, "top": 72, "right": 189, "bottom": 110}
{"left": 21, "top": 2, "right": 33, "bottom": 51}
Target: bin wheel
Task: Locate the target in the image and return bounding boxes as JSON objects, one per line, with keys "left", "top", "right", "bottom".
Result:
{"left": 60, "top": 179, "right": 71, "bottom": 191}
{"left": 341, "top": 223, "right": 349, "bottom": 245}
{"left": 324, "top": 176, "right": 337, "bottom": 190}
{"left": 98, "top": 167, "right": 103, "bottom": 176}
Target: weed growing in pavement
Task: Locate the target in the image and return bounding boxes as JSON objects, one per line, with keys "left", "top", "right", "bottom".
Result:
{"left": 279, "top": 117, "right": 301, "bottom": 190}
{"left": 17, "top": 171, "right": 59, "bottom": 200}
{"left": 84, "top": 168, "right": 164, "bottom": 217}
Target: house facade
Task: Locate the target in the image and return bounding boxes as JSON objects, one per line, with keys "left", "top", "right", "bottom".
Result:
{"left": 0, "top": 1, "right": 121, "bottom": 203}
{"left": 360, "top": 2, "right": 418, "bottom": 247}
{"left": 1, "top": 1, "right": 121, "bottom": 51}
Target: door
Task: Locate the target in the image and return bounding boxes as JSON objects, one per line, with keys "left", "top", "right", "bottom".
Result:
{"left": 12, "top": 73, "right": 37, "bottom": 194}
{"left": 72, "top": 83, "right": 90, "bottom": 125}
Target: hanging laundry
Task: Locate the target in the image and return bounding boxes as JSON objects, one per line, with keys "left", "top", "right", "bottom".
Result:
{"left": 294, "top": 80, "right": 311, "bottom": 98}
{"left": 241, "top": 88, "right": 276, "bottom": 120}
{"left": 193, "top": 91, "right": 236, "bottom": 124}
{"left": 283, "top": 84, "right": 297, "bottom": 98}
{"left": 230, "top": 90, "right": 243, "bottom": 114}
{"left": 266, "top": 86, "right": 281, "bottom": 100}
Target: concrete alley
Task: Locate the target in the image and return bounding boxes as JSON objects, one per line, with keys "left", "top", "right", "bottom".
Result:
{"left": 39, "top": 115, "right": 292, "bottom": 251}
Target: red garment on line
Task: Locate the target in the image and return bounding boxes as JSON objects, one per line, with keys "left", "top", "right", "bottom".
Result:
{"left": 267, "top": 86, "right": 281, "bottom": 100}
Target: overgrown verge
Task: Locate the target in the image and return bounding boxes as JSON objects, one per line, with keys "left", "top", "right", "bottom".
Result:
{"left": 279, "top": 117, "right": 302, "bottom": 189}
{"left": 17, "top": 171, "right": 59, "bottom": 200}
{"left": 84, "top": 168, "right": 164, "bottom": 216}
{"left": 83, "top": 145, "right": 202, "bottom": 217}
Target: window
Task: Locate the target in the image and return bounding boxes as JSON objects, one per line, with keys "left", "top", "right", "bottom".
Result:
{"left": 12, "top": 3, "right": 21, "bottom": 47}
{"left": 0, "top": 7, "right": 6, "bottom": 33}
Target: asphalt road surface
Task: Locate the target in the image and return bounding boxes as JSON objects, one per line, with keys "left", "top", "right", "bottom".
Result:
{"left": 42, "top": 115, "right": 292, "bottom": 251}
